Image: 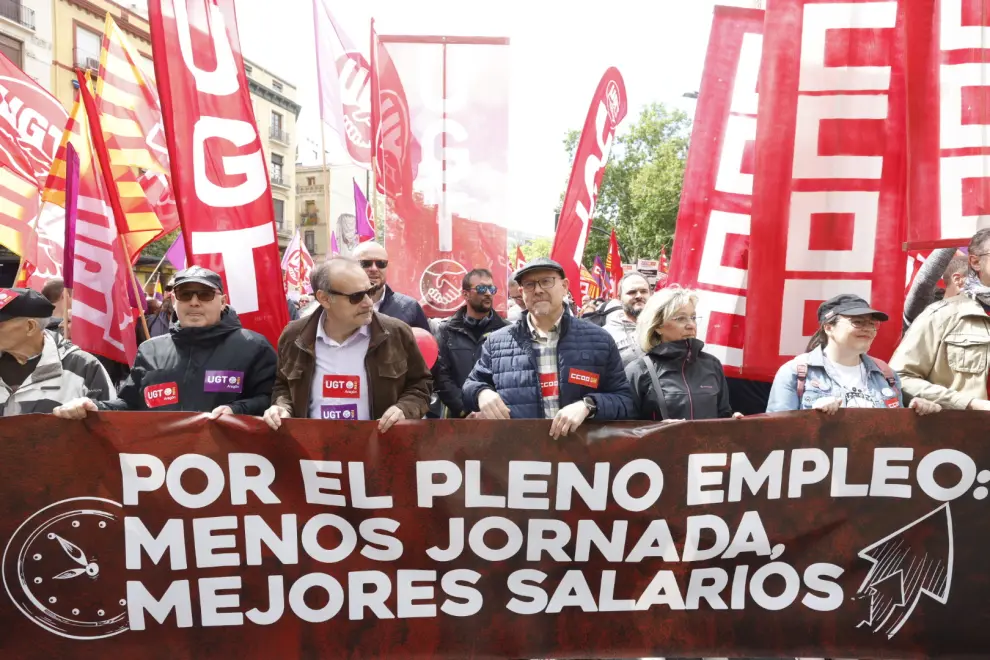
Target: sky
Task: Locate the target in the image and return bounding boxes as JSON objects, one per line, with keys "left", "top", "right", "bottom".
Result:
{"left": 227, "top": 0, "right": 738, "bottom": 237}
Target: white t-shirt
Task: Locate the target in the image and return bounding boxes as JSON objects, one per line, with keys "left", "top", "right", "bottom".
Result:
{"left": 308, "top": 313, "right": 372, "bottom": 421}
{"left": 828, "top": 361, "right": 876, "bottom": 408}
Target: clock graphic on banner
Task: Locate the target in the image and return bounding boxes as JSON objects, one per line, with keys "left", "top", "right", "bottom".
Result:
{"left": 2, "top": 497, "right": 128, "bottom": 640}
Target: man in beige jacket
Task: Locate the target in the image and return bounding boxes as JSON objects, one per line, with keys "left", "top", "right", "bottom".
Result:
{"left": 891, "top": 229, "right": 990, "bottom": 410}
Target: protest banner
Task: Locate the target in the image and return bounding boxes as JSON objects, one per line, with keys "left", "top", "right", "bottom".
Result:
{"left": 0, "top": 411, "right": 985, "bottom": 658}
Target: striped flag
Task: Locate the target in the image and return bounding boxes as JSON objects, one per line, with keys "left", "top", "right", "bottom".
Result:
{"left": 94, "top": 15, "right": 177, "bottom": 260}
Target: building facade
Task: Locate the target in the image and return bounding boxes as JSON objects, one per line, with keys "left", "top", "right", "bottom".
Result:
{"left": 49, "top": 0, "right": 301, "bottom": 250}
{"left": 0, "top": 0, "right": 54, "bottom": 91}
{"left": 295, "top": 164, "right": 372, "bottom": 261}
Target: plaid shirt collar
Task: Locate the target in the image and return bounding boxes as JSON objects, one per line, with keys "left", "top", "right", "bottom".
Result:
{"left": 526, "top": 310, "right": 564, "bottom": 341}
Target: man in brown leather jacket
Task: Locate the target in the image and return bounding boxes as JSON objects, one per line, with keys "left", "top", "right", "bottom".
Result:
{"left": 263, "top": 257, "right": 432, "bottom": 432}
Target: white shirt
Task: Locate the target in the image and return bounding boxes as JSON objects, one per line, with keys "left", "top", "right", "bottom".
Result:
{"left": 309, "top": 312, "right": 372, "bottom": 421}
{"left": 827, "top": 360, "right": 877, "bottom": 409}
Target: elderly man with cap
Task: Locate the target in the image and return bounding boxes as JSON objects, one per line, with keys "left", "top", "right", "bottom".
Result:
{"left": 0, "top": 288, "right": 113, "bottom": 415}
{"left": 54, "top": 266, "right": 276, "bottom": 418}
{"left": 352, "top": 241, "right": 431, "bottom": 332}
{"left": 462, "top": 257, "right": 634, "bottom": 437}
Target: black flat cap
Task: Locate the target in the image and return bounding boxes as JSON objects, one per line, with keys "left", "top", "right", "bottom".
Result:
{"left": 173, "top": 266, "right": 223, "bottom": 292}
{"left": 513, "top": 257, "right": 566, "bottom": 283}
{"left": 0, "top": 288, "right": 55, "bottom": 322}
{"left": 818, "top": 294, "right": 889, "bottom": 323}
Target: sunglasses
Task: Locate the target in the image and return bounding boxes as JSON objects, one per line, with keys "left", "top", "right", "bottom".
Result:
{"left": 467, "top": 284, "right": 497, "bottom": 295}
{"left": 359, "top": 259, "right": 388, "bottom": 269}
{"left": 174, "top": 288, "right": 218, "bottom": 302}
{"left": 329, "top": 288, "right": 374, "bottom": 304}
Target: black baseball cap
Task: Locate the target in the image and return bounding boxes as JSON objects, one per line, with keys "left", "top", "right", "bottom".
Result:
{"left": 513, "top": 257, "right": 566, "bottom": 283}
{"left": 0, "top": 288, "right": 55, "bottom": 323}
{"left": 173, "top": 266, "right": 224, "bottom": 293}
{"left": 818, "top": 294, "right": 889, "bottom": 324}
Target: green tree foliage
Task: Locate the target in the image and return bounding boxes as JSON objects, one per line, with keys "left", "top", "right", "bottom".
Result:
{"left": 519, "top": 237, "right": 553, "bottom": 263}
{"left": 140, "top": 228, "right": 180, "bottom": 260}
{"left": 561, "top": 102, "right": 691, "bottom": 268}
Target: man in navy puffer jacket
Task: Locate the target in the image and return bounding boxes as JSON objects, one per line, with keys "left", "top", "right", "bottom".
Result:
{"left": 462, "top": 257, "right": 634, "bottom": 437}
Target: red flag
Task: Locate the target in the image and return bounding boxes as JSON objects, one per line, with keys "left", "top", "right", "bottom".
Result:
{"left": 149, "top": 0, "right": 289, "bottom": 347}
{"left": 550, "top": 68, "right": 627, "bottom": 307}
{"left": 0, "top": 51, "right": 68, "bottom": 256}
{"left": 515, "top": 245, "right": 526, "bottom": 271}
{"left": 667, "top": 6, "right": 762, "bottom": 377}
{"left": 281, "top": 230, "right": 315, "bottom": 295}
{"left": 659, "top": 246, "right": 669, "bottom": 274}
{"left": 745, "top": 0, "right": 907, "bottom": 379}
{"left": 606, "top": 229, "right": 623, "bottom": 296}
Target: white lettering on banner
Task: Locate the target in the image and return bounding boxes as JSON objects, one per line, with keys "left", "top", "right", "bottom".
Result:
{"left": 0, "top": 84, "right": 62, "bottom": 160}
{"left": 786, "top": 191, "right": 879, "bottom": 272}
{"left": 780, "top": 279, "right": 872, "bottom": 357}
{"left": 940, "top": 155, "right": 990, "bottom": 238}
{"left": 777, "top": 2, "right": 894, "bottom": 357}
{"left": 72, "top": 202, "right": 127, "bottom": 354}
{"left": 939, "top": 64, "right": 990, "bottom": 149}
{"left": 941, "top": 0, "right": 990, "bottom": 49}
{"left": 694, "top": 290, "right": 747, "bottom": 369}
{"left": 192, "top": 117, "right": 267, "bottom": 207}
{"left": 798, "top": 2, "right": 897, "bottom": 92}
{"left": 191, "top": 223, "right": 276, "bottom": 314}
{"left": 730, "top": 34, "right": 762, "bottom": 115}
{"left": 572, "top": 102, "right": 612, "bottom": 267}
{"left": 715, "top": 115, "right": 756, "bottom": 195}
{"left": 172, "top": 0, "right": 239, "bottom": 97}
{"left": 792, "top": 95, "right": 888, "bottom": 180}
{"left": 699, "top": 211, "right": 750, "bottom": 290}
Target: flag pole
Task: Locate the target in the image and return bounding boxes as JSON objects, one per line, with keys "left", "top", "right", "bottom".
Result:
{"left": 76, "top": 69, "right": 151, "bottom": 344}
{"left": 312, "top": 0, "right": 333, "bottom": 260}
{"left": 369, "top": 17, "right": 380, "bottom": 241}
{"left": 319, "top": 124, "right": 332, "bottom": 259}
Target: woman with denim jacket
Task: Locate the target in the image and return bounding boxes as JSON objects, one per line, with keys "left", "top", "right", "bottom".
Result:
{"left": 767, "top": 294, "right": 942, "bottom": 416}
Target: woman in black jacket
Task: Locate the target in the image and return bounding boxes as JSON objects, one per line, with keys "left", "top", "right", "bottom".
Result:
{"left": 625, "top": 286, "right": 739, "bottom": 421}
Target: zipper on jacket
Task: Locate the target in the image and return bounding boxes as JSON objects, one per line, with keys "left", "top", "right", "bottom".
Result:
{"left": 681, "top": 340, "right": 695, "bottom": 420}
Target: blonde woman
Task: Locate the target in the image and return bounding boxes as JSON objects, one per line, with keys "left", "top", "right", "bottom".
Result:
{"left": 624, "top": 285, "right": 739, "bottom": 421}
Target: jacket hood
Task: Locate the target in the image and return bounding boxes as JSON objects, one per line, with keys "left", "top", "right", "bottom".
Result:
{"left": 170, "top": 307, "right": 242, "bottom": 347}
{"left": 648, "top": 337, "right": 706, "bottom": 364}
{"left": 605, "top": 312, "right": 636, "bottom": 330}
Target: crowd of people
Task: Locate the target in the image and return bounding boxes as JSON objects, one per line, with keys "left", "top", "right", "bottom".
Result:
{"left": 0, "top": 229, "right": 982, "bottom": 430}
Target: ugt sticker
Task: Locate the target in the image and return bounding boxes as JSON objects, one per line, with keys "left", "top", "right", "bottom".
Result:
{"left": 323, "top": 376, "right": 360, "bottom": 399}
{"left": 539, "top": 373, "right": 559, "bottom": 398}
{"left": 144, "top": 382, "right": 178, "bottom": 408}
{"left": 0, "top": 289, "right": 16, "bottom": 310}
{"left": 204, "top": 370, "right": 244, "bottom": 393}
{"left": 568, "top": 368, "right": 600, "bottom": 389}
{"left": 320, "top": 404, "right": 358, "bottom": 421}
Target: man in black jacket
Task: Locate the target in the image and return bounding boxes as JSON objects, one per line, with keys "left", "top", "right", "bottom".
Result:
{"left": 433, "top": 268, "right": 507, "bottom": 417}
{"left": 352, "top": 241, "right": 431, "bottom": 331}
{"left": 53, "top": 266, "right": 276, "bottom": 419}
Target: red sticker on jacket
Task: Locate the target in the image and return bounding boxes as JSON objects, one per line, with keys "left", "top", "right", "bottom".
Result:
{"left": 539, "top": 373, "right": 559, "bottom": 398}
{"left": 0, "top": 289, "right": 16, "bottom": 310}
{"left": 568, "top": 368, "right": 600, "bottom": 389}
{"left": 323, "top": 376, "right": 360, "bottom": 399}
{"left": 144, "top": 382, "right": 178, "bottom": 408}
{"left": 884, "top": 397, "right": 899, "bottom": 409}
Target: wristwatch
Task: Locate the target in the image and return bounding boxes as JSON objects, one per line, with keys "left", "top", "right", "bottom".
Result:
{"left": 583, "top": 396, "right": 597, "bottom": 419}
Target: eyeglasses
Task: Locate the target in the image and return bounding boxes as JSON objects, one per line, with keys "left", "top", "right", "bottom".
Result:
{"left": 174, "top": 288, "right": 217, "bottom": 302}
{"left": 521, "top": 277, "right": 558, "bottom": 292}
{"left": 467, "top": 284, "right": 497, "bottom": 295}
{"left": 842, "top": 316, "right": 882, "bottom": 330}
{"left": 669, "top": 315, "right": 702, "bottom": 325}
{"left": 328, "top": 288, "right": 374, "bottom": 304}
{"left": 359, "top": 259, "right": 388, "bottom": 269}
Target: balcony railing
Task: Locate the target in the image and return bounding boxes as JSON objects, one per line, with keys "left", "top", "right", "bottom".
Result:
{"left": 299, "top": 212, "right": 320, "bottom": 226}
{"left": 270, "top": 173, "right": 288, "bottom": 188}
{"left": 73, "top": 48, "right": 100, "bottom": 73}
{"left": 296, "top": 184, "right": 324, "bottom": 194}
{"left": 269, "top": 126, "right": 289, "bottom": 145}
{"left": 0, "top": 1, "right": 35, "bottom": 30}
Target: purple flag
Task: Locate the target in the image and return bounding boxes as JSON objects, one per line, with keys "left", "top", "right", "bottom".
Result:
{"left": 353, "top": 179, "right": 375, "bottom": 241}
{"left": 127, "top": 272, "right": 148, "bottom": 314}
{"left": 62, "top": 143, "right": 80, "bottom": 288}
{"left": 165, "top": 231, "right": 187, "bottom": 270}
{"left": 330, "top": 230, "right": 340, "bottom": 256}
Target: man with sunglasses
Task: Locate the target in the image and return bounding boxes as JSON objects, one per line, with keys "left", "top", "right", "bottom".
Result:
{"left": 433, "top": 268, "right": 508, "bottom": 418}
{"left": 53, "top": 266, "right": 276, "bottom": 419}
{"left": 892, "top": 228, "right": 990, "bottom": 410}
{"left": 462, "top": 257, "right": 634, "bottom": 438}
{"left": 263, "top": 257, "right": 432, "bottom": 433}
{"left": 352, "top": 242, "right": 431, "bottom": 332}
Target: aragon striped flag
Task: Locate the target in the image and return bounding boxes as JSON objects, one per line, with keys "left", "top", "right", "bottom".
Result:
{"left": 93, "top": 14, "right": 177, "bottom": 260}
